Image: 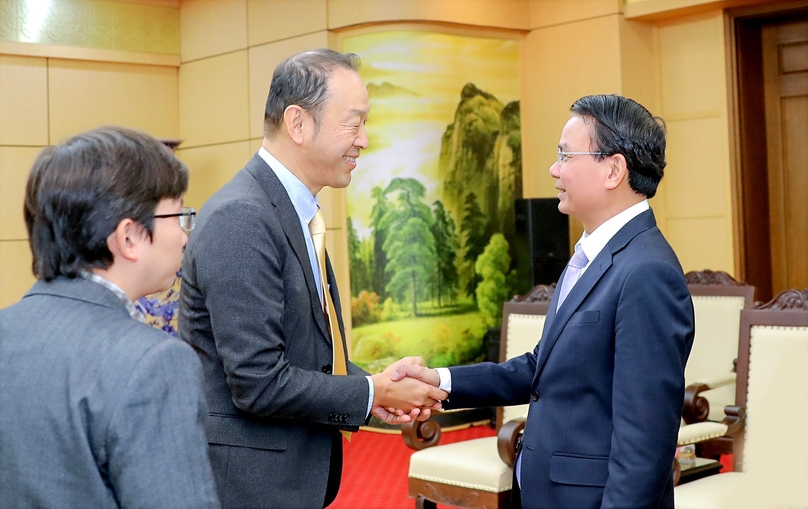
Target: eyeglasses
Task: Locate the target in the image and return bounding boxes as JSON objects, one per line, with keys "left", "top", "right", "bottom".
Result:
{"left": 557, "top": 148, "right": 606, "bottom": 165}
{"left": 154, "top": 207, "right": 196, "bottom": 232}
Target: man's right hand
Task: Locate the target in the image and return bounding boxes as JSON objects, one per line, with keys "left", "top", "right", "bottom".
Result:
{"left": 390, "top": 364, "right": 440, "bottom": 387}
{"left": 369, "top": 357, "right": 447, "bottom": 425}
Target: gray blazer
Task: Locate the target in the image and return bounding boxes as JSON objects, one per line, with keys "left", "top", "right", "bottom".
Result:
{"left": 0, "top": 277, "right": 220, "bottom": 509}
{"left": 180, "top": 153, "right": 370, "bottom": 509}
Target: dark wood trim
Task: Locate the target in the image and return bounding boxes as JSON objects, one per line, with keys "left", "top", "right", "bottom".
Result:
{"left": 726, "top": 0, "right": 808, "bottom": 303}
{"left": 686, "top": 269, "right": 756, "bottom": 307}
{"left": 755, "top": 288, "right": 808, "bottom": 310}
{"left": 409, "top": 478, "right": 508, "bottom": 509}
{"left": 402, "top": 419, "right": 442, "bottom": 451}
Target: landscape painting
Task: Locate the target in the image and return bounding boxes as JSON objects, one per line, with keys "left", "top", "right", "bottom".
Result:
{"left": 342, "top": 31, "right": 522, "bottom": 373}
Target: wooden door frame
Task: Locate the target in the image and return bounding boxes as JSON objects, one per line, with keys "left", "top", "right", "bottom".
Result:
{"left": 726, "top": 0, "right": 808, "bottom": 302}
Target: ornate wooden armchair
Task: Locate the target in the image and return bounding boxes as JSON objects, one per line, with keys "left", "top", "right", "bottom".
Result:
{"left": 403, "top": 284, "right": 555, "bottom": 509}
{"left": 681, "top": 270, "right": 755, "bottom": 425}
{"left": 674, "top": 289, "right": 808, "bottom": 508}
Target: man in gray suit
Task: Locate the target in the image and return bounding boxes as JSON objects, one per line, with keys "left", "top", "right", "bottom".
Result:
{"left": 0, "top": 127, "right": 220, "bottom": 508}
{"left": 180, "top": 48, "right": 446, "bottom": 508}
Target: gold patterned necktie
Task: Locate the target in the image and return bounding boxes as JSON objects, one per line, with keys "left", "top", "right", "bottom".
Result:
{"left": 310, "top": 209, "right": 352, "bottom": 440}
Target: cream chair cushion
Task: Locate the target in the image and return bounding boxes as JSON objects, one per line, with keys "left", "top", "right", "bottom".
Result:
{"left": 409, "top": 436, "right": 510, "bottom": 493}
{"left": 407, "top": 311, "right": 546, "bottom": 497}
{"left": 687, "top": 295, "right": 746, "bottom": 421}
{"left": 675, "top": 324, "right": 808, "bottom": 509}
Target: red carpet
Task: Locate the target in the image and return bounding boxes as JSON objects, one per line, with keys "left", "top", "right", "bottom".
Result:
{"left": 330, "top": 425, "right": 497, "bottom": 509}
{"left": 329, "top": 425, "right": 734, "bottom": 509}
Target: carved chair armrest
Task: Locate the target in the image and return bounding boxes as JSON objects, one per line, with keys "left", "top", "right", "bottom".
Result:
{"left": 678, "top": 405, "right": 746, "bottom": 446}
{"left": 497, "top": 418, "right": 526, "bottom": 467}
{"left": 673, "top": 406, "right": 744, "bottom": 485}
{"left": 682, "top": 376, "right": 738, "bottom": 424}
{"left": 401, "top": 418, "right": 443, "bottom": 451}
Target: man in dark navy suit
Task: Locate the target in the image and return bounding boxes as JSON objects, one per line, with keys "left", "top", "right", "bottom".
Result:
{"left": 394, "top": 94, "right": 695, "bottom": 509}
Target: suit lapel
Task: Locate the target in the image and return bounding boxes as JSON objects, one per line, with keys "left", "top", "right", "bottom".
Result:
{"left": 243, "top": 154, "right": 331, "bottom": 342}
{"left": 534, "top": 209, "right": 658, "bottom": 379}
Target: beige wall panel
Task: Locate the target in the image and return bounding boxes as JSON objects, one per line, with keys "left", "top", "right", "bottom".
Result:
{"left": 48, "top": 60, "right": 178, "bottom": 143}
{"left": 666, "top": 216, "right": 734, "bottom": 274}
{"left": 179, "top": 51, "right": 250, "bottom": 148}
{"left": 649, "top": 179, "right": 669, "bottom": 236}
{"left": 657, "top": 11, "right": 726, "bottom": 119}
{"left": 248, "top": 32, "right": 331, "bottom": 139}
{"left": 528, "top": 0, "right": 621, "bottom": 29}
{"left": 619, "top": 18, "right": 660, "bottom": 113}
{"left": 520, "top": 15, "right": 623, "bottom": 199}
{"left": 318, "top": 185, "right": 347, "bottom": 231}
{"left": 0, "top": 240, "right": 35, "bottom": 309}
{"left": 0, "top": 147, "right": 41, "bottom": 241}
{"left": 177, "top": 140, "right": 253, "bottom": 209}
{"left": 180, "top": 0, "right": 247, "bottom": 62}
{"left": 0, "top": 55, "right": 49, "bottom": 146}
{"left": 665, "top": 116, "right": 730, "bottom": 218}
{"left": 329, "top": 0, "right": 531, "bottom": 30}
{"left": 248, "top": 0, "right": 328, "bottom": 47}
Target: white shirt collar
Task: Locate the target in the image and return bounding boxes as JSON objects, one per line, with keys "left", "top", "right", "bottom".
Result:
{"left": 577, "top": 200, "right": 650, "bottom": 269}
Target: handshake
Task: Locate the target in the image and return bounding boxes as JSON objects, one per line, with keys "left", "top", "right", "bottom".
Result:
{"left": 369, "top": 357, "right": 447, "bottom": 425}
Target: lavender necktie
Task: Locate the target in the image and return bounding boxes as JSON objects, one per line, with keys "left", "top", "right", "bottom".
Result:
{"left": 516, "top": 247, "right": 589, "bottom": 486}
{"left": 556, "top": 247, "right": 589, "bottom": 310}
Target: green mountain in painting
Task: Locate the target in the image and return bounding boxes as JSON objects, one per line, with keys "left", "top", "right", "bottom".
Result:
{"left": 439, "top": 83, "right": 522, "bottom": 298}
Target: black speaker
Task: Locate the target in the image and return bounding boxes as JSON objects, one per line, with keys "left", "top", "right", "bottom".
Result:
{"left": 513, "top": 198, "right": 570, "bottom": 295}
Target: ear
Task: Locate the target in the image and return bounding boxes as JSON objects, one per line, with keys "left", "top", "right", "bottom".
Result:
{"left": 106, "top": 218, "right": 148, "bottom": 263}
{"left": 283, "top": 105, "right": 306, "bottom": 146}
{"left": 604, "top": 153, "right": 628, "bottom": 191}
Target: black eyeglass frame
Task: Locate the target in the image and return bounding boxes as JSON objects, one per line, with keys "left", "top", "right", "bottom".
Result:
{"left": 153, "top": 206, "right": 196, "bottom": 231}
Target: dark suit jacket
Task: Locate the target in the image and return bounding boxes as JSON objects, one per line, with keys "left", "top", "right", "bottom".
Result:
{"left": 0, "top": 277, "right": 219, "bottom": 508}
{"left": 180, "top": 153, "right": 370, "bottom": 509}
{"left": 446, "top": 209, "right": 694, "bottom": 509}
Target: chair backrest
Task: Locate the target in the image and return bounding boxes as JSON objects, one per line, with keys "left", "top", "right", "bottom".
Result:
{"left": 686, "top": 271, "right": 754, "bottom": 422}
{"left": 733, "top": 289, "right": 808, "bottom": 505}
{"left": 685, "top": 270, "right": 755, "bottom": 385}
{"left": 497, "top": 284, "right": 554, "bottom": 428}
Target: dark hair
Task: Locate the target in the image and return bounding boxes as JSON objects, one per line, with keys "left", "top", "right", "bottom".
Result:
{"left": 570, "top": 94, "right": 667, "bottom": 198}
{"left": 24, "top": 126, "right": 189, "bottom": 281}
{"left": 263, "top": 48, "right": 361, "bottom": 137}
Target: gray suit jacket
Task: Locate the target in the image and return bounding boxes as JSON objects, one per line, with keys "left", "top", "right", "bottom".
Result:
{"left": 180, "top": 153, "right": 370, "bottom": 509}
{"left": 0, "top": 277, "right": 219, "bottom": 509}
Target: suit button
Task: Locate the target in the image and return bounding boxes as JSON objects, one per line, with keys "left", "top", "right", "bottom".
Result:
{"left": 322, "top": 364, "right": 332, "bottom": 374}
{"left": 531, "top": 390, "right": 539, "bottom": 401}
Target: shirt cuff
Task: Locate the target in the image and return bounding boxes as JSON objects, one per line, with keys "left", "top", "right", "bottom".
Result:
{"left": 435, "top": 367, "right": 452, "bottom": 393}
{"left": 365, "top": 375, "right": 374, "bottom": 418}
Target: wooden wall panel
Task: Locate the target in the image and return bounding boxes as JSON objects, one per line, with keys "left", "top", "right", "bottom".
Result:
{"left": 177, "top": 140, "right": 253, "bottom": 210}
{"left": 0, "top": 147, "right": 40, "bottom": 241}
{"left": 180, "top": 0, "right": 247, "bottom": 62}
{"left": 178, "top": 51, "right": 250, "bottom": 148}
{"left": 0, "top": 55, "right": 48, "bottom": 146}
{"left": 248, "top": 0, "right": 328, "bottom": 47}
{"left": 48, "top": 59, "right": 179, "bottom": 143}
